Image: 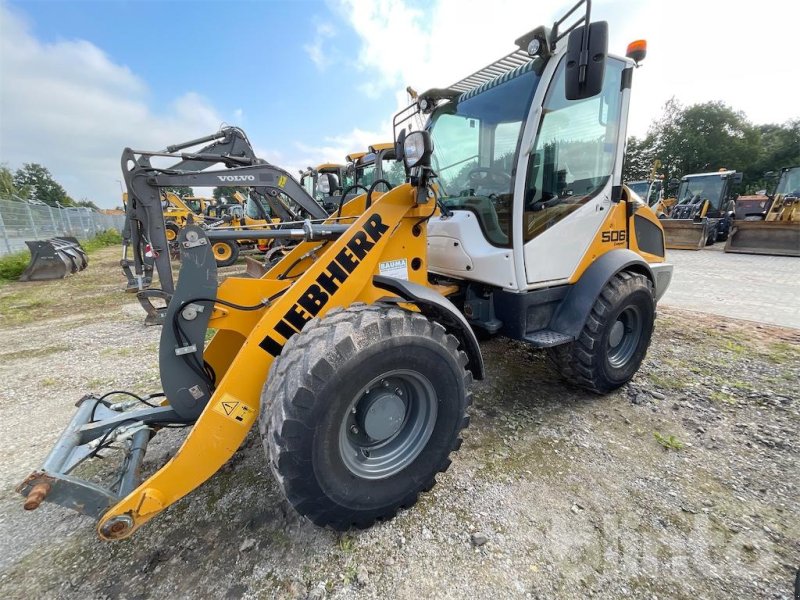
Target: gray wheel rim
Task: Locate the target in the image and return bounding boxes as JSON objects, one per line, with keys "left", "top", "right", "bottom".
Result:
{"left": 607, "top": 306, "right": 642, "bottom": 368}
{"left": 339, "top": 369, "right": 437, "bottom": 480}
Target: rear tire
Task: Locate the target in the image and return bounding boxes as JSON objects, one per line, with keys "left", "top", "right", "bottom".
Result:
{"left": 547, "top": 271, "right": 655, "bottom": 393}
{"left": 212, "top": 240, "right": 239, "bottom": 267}
{"left": 259, "top": 304, "right": 472, "bottom": 530}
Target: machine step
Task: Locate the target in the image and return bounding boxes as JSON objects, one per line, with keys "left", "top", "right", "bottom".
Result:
{"left": 523, "top": 329, "right": 574, "bottom": 348}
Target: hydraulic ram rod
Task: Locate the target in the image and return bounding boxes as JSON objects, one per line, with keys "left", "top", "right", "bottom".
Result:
{"left": 205, "top": 222, "right": 350, "bottom": 242}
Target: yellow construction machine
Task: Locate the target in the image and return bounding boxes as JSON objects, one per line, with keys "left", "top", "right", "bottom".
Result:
{"left": 660, "top": 170, "right": 741, "bottom": 250}
{"left": 18, "top": 3, "right": 673, "bottom": 540}
{"left": 161, "top": 193, "right": 210, "bottom": 242}
{"left": 725, "top": 166, "right": 800, "bottom": 256}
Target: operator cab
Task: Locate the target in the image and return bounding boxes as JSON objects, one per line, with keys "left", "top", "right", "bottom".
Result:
{"left": 421, "top": 33, "right": 630, "bottom": 290}
{"left": 351, "top": 144, "right": 406, "bottom": 190}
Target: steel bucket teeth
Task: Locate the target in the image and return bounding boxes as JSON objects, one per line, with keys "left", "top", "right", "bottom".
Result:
{"left": 19, "top": 237, "right": 89, "bottom": 281}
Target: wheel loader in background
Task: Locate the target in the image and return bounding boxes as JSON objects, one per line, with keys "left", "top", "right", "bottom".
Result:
{"left": 725, "top": 165, "right": 800, "bottom": 256}
{"left": 299, "top": 163, "right": 352, "bottom": 212}
{"left": 18, "top": 1, "right": 673, "bottom": 540}
{"left": 660, "top": 169, "right": 741, "bottom": 250}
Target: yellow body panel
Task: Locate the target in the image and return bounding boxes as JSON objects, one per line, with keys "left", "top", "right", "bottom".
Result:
{"left": 567, "top": 187, "right": 665, "bottom": 285}
{"left": 97, "top": 184, "right": 434, "bottom": 539}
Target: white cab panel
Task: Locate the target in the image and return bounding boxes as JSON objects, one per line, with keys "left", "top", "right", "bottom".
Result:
{"left": 523, "top": 185, "right": 613, "bottom": 285}
{"left": 428, "top": 211, "right": 516, "bottom": 289}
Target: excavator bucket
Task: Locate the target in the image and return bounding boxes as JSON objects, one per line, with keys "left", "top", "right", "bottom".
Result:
{"left": 725, "top": 220, "right": 800, "bottom": 257}
{"left": 661, "top": 219, "right": 710, "bottom": 250}
{"left": 19, "top": 237, "right": 89, "bottom": 281}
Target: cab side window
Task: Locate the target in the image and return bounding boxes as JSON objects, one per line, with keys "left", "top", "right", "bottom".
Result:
{"left": 523, "top": 58, "right": 625, "bottom": 242}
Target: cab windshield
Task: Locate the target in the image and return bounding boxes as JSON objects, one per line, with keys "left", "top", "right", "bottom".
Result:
{"left": 775, "top": 167, "right": 800, "bottom": 196}
{"left": 356, "top": 154, "right": 406, "bottom": 189}
{"left": 627, "top": 181, "right": 649, "bottom": 199}
{"left": 677, "top": 176, "right": 724, "bottom": 209}
{"left": 428, "top": 64, "right": 542, "bottom": 246}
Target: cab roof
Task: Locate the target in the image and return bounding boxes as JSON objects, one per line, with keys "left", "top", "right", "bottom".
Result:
{"left": 345, "top": 151, "right": 366, "bottom": 162}
{"left": 316, "top": 163, "right": 344, "bottom": 171}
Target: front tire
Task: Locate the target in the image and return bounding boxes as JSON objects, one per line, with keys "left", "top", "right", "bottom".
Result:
{"left": 260, "top": 304, "right": 472, "bottom": 529}
{"left": 547, "top": 271, "right": 655, "bottom": 393}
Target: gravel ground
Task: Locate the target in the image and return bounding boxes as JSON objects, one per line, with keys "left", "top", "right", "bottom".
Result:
{"left": 0, "top": 248, "right": 798, "bottom": 599}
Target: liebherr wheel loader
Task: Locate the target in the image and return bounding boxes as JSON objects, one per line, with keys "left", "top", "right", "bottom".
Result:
{"left": 18, "top": 1, "right": 672, "bottom": 540}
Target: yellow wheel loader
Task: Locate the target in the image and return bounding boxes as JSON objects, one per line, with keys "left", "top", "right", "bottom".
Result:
{"left": 161, "top": 193, "right": 210, "bottom": 242}
{"left": 660, "top": 170, "right": 741, "bottom": 250}
{"left": 299, "top": 163, "right": 353, "bottom": 213}
{"left": 18, "top": 3, "right": 672, "bottom": 540}
{"left": 725, "top": 166, "right": 800, "bottom": 256}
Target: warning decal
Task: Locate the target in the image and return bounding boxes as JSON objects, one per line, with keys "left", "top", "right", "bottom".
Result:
{"left": 213, "top": 395, "right": 255, "bottom": 426}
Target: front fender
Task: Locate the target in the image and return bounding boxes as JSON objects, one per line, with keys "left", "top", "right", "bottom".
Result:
{"left": 373, "top": 276, "right": 485, "bottom": 380}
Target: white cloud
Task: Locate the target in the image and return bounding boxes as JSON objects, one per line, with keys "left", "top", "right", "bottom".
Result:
{"left": 291, "top": 125, "right": 392, "bottom": 174}
{"left": 304, "top": 22, "right": 338, "bottom": 71}
{"left": 331, "top": 0, "right": 800, "bottom": 137}
{"left": 0, "top": 4, "right": 241, "bottom": 207}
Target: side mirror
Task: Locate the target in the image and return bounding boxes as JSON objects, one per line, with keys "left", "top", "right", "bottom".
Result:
{"left": 403, "top": 130, "right": 433, "bottom": 170}
{"left": 565, "top": 21, "right": 608, "bottom": 101}
{"left": 395, "top": 129, "right": 407, "bottom": 163}
{"left": 764, "top": 171, "right": 776, "bottom": 180}
{"left": 733, "top": 172, "right": 743, "bottom": 184}
{"left": 668, "top": 178, "right": 680, "bottom": 190}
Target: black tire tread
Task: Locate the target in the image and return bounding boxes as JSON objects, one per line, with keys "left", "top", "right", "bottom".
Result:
{"left": 258, "top": 303, "right": 472, "bottom": 530}
{"left": 547, "top": 271, "right": 654, "bottom": 393}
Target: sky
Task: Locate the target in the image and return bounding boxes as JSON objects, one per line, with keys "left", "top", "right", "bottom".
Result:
{"left": 0, "top": 0, "right": 797, "bottom": 207}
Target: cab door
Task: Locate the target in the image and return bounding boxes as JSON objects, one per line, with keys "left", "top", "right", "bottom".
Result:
{"left": 518, "top": 56, "right": 628, "bottom": 286}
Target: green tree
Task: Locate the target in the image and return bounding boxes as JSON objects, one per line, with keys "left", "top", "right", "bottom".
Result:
{"left": 12, "top": 163, "right": 71, "bottom": 206}
{"left": 76, "top": 199, "right": 100, "bottom": 210}
{"left": 0, "top": 164, "right": 24, "bottom": 198}
{"left": 162, "top": 186, "right": 194, "bottom": 198}
{"left": 622, "top": 135, "right": 657, "bottom": 182}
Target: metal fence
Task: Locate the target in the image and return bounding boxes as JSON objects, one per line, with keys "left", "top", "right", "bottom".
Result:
{"left": 0, "top": 196, "right": 125, "bottom": 256}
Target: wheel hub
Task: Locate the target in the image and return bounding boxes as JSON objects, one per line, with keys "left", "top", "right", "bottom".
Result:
{"left": 609, "top": 320, "right": 625, "bottom": 347}
{"left": 361, "top": 392, "right": 406, "bottom": 441}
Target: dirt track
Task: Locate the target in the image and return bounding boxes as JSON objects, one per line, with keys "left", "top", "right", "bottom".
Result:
{"left": 0, "top": 248, "right": 798, "bottom": 599}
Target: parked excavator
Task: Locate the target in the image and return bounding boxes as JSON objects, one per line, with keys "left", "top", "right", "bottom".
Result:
{"left": 725, "top": 166, "right": 800, "bottom": 256}
{"left": 18, "top": 1, "right": 673, "bottom": 541}
{"left": 120, "top": 126, "right": 329, "bottom": 324}
{"left": 660, "top": 169, "right": 741, "bottom": 250}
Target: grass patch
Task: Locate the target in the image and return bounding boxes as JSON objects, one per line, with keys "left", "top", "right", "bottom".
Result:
{"left": 79, "top": 229, "right": 123, "bottom": 253}
{"left": 648, "top": 372, "right": 688, "bottom": 390}
{"left": 653, "top": 432, "right": 684, "bottom": 451}
{"left": 0, "top": 251, "right": 32, "bottom": 282}
{"left": 762, "top": 341, "right": 800, "bottom": 365}
{"left": 0, "top": 344, "right": 71, "bottom": 361}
